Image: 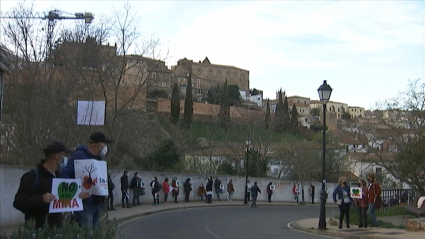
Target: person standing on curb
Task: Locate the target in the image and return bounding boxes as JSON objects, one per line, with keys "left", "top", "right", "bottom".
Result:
{"left": 13, "top": 141, "right": 73, "bottom": 229}
{"left": 130, "top": 172, "right": 141, "bottom": 206}
{"left": 227, "top": 179, "right": 235, "bottom": 201}
{"left": 214, "top": 177, "right": 222, "bottom": 201}
{"left": 206, "top": 176, "right": 213, "bottom": 204}
{"left": 198, "top": 183, "right": 206, "bottom": 201}
{"left": 246, "top": 180, "right": 251, "bottom": 202}
{"left": 367, "top": 173, "right": 381, "bottom": 228}
{"left": 107, "top": 174, "right": 116, "bottom": 211}
{"left": 251, "top": 181, "right": 261, "bottom": 208}
{"left": 150, "top": 177, "right": 161, "bottom": 205}
{"left": 266, "top": 182, "right": 273, "bottom": 203}
{"left": 357, "top": 179, "right": 368, "bottom": 228}
{"left": 309, "top": 183, "right": 315, "bottom": 204}
{"left": 120, "top": 170, "right": 131, "bottom": 208}
{"left": 184, "top": 178, "right": 192, "bottom": 202}
{"left": 293, "top": 183, "right": 300, "bottom": 202}
{"left": 332, "top": 176, "right": 352, "bottom": 229}
{"left": 162, "top": 178, "right": 170, "bottom": 204}
{"left": 172, "top": 177, "right": 179, "bottom": 203}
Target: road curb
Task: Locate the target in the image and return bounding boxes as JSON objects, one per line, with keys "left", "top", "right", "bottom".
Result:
{"left": 288, "top": 221, "right": 400, "bottom": 239}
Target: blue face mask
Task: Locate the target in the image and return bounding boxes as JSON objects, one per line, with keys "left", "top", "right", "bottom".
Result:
{"left": 59, "top": 156, "right": 68, "bottom": 170}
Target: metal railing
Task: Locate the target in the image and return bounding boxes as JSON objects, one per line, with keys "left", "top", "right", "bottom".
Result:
{"left": 381, "top": 189, "right": 417, "bottom": 208}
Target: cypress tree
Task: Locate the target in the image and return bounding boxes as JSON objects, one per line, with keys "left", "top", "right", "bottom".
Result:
{"left": 171, "top": 83, "right": 180, "bottom": 124}
{"left": 274, "top": 89, "right": 285, "bottom": 132}
{"left": 183, "top": 74, "right": 193, "bottom": 128}
{"left": 265, "top": 98, "right": 271, "bottom": 130}
{"left": 290, "top": 103, "right": 299, "bottom": 132}
{"left": 282, "top": 96, "right": 291, "bottom": 131}
{"left": 220, "top": 80, "right": 230, "bottom": 131}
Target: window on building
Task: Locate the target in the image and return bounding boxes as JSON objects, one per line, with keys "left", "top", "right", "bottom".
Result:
{"left": 197, "top": 84, "right": 200, "bottom": 88}
{"left": 197, "top": 79, "right": 200, "bottom": 83}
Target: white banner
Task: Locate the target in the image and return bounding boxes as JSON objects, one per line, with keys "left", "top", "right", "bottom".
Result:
{"left": 49, "top": 178, "right": 83, "bottom": 213}
{"left": 350, "top": 187, "right": 362, "bottom": 199}
{"left": 74, "top": 159, "right": 108, "bottom": 196}
{"left": 76, "top": 101, "right": 105, "bottom": 125}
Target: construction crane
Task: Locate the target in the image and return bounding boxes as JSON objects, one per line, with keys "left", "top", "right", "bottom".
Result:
{"left": 0, "top": 10, "right": 94, "bottom": 57}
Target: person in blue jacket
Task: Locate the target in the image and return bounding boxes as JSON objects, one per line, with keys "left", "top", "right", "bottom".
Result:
{"left": 332, "top": 176, "right": 352, "bottom": 229}
{"left": 60, "top": 132, "right": 113, "bottom": 229}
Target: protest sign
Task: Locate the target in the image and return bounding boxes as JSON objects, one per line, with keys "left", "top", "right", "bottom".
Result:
{"left": 74, "top": 159, "right": 108, "bottom": 196}
{"left": 49, "top": 178, "right": 83, "bottom": 213}
{"left": 350, "top": 187, "right": 362, "bottom": 199}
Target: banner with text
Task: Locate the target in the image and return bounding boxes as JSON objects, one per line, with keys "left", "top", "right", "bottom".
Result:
{"left": 49, "top": 178, "right": 83, "bottom": 213}
{"left": 74, "top": 159, "right": 108, "bottom": 196}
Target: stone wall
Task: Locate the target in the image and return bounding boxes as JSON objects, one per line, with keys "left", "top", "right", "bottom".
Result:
{"left": 406, "top": 218, "right": 425, "bottom": 231}
{"left": 0, "top": 164, "right": 338, "bottom": 227}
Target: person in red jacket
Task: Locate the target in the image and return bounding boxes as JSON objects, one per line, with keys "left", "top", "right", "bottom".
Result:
{"left": 367, "top": 173, "right": 381, "bottom": 227}
{"left": 162, "top": 178, "right": 170, "bottom": 204}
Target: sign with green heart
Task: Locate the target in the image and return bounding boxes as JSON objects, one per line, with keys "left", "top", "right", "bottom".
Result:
{"left": 350, "top": 187, "right": 362, "bottom": 199}
{"left": 49, "top": 178, "right": 84, "bottom": 213}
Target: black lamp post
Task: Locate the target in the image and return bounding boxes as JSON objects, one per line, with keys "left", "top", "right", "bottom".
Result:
{"left": 243, "top": 138, "right": 252, "bottom": 204}
{"left": 317, "top": 80, "right": 332, "bottom": 230}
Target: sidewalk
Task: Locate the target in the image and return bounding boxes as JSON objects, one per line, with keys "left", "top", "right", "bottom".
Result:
{"left": 291, "top": 218, "right": 424, "bottom": 239}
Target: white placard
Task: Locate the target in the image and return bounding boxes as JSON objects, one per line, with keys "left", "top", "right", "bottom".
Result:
{"left": 74, "top": 159, "right": 108, "bottom": 196}
{"left": 76, "top": 101, "right": 105, "bottom": 125}
{"left": 270, "top": 185, "right": 276, "bottom": 190}
{"left": 350, "top": 187, "right": 363, "bottom": 199}
{"left": 219, "top": 184, "right": 224, "bottom": 190}
{"left": 49, "top": 178, "right": 83, "bottom": 213}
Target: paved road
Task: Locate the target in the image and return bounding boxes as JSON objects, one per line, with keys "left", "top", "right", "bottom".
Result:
{"left": 117, "top": 205, "right": 338, "bottom": 239}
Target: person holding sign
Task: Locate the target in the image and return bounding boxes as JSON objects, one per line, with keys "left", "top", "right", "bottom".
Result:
{"left": 13, "top": 141, "right": 73, "bottom": 229}
{"left": 266, "top": 182, "right": 273, "bottom": 203}
{"left": 60, "top": 132, "right": 113, "bottom": 229}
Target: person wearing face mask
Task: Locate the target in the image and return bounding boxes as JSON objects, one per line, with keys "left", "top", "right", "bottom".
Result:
{"left": 60, "top": 132, "right": 113, "bottom": 229}
{"left": 332, "top": 176, "right": 352, "bottom": 229}
{"left": 13, "top": 141, "right": 73, "bottom": 229}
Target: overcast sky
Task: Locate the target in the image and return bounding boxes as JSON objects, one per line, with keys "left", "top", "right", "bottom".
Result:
{"left": 1, "top": 0, "right": 424, "bottom": 109}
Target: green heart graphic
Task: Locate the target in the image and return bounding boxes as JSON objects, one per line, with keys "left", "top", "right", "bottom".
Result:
{"left": 58, "top": 182, "right": 78, "bottom": 199}
{"left": 352, "top": 189, "right": 360, "bottom": 195}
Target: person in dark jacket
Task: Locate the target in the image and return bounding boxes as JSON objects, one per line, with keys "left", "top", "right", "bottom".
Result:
{"left": 183, "top": 178, "right": 192, "bottom": 202}
{"left": 150, "top": 176, "right": 161, "bottom": 205}
{"left": 227, "top": 179, "right": 235, "bottom": 201}
{"left": 251, "top": 181, "right": 261, "bottom": 208}
{"left": 214, "top": 177, "right": 222, "bottom": 201}
{"left": 333, "top": 176, "right": 353, "bottom": 229}
{"left": 120, "top": 170, "right": 131, "bottom": 208}
{"left": 309, "top": 183, "right": 316, "bottom": 204}
{"left": 60, "top": 132, "right": 113, "bottom": 229}
{"left": 198, "top": 183, "right": 206, "bottom": 201}
{"left": 206, "top": 176, "right": 213, "bottom": 203}
{"left": 267, "top": 182, "right": 273, "bottom": 202}
{"left": 172, "top": 177, "right": 179, "bottom": 203}
{"left": 130, "top": 172, "right": 141, "bottom": 206}
{"left": 107, "top": 174, "right": 116, "bottom": 211}
{"left": 14, "top": 141, "right": 73, "bottom": 229}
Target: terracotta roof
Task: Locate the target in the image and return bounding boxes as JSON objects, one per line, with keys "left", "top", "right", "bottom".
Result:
{"left": 192, "top": 61, "right": 249, "bottom": 72}
{"left": 288, "top": 95, "right": 310, "bottom": 100}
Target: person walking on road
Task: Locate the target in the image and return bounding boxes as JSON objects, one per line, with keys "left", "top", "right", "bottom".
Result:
{"left": 367, "top": 173, "right": 381, "bottom": 228}
{"left": 172, "top": 177, "right": 179, "bottom": 203}
{"left": 13, "top": 141, "right": 73, "bottom": 229}
{"left": 267, "top": 182, "right": 273, "bottom": 203}
{"left": 333, "top": 176, "right": 352, "bottom": 229}
{"left": 121, "top": 170, "right": 132, "bottom": 208}
{"left": 162, "top": 178, "right": 170, "bottom": 204}
{"left": 108, "top": 174, "right": 116, "bottom": 211}
{"left": 206, "top": 176, "right": 213, "bottom": 203}
{"left": 198, "top": 183, "right": 206, "bottom": 201}
{"left": 227, "top": 179, "right": 235, "bottom": 201}
{"left": 309, "top": 183, "right": 315, "bottom": 204}
{"left": 251, "top": 181, "right": 261, "bottom": 208}
{"left": 214, "top": 177, "right": 222, "bottom": 201}
{"left": 184, "top": 178, "right": 192, "bottom": 202}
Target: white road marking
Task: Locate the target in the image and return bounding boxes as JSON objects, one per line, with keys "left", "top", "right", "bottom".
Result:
{"left": 287, "top": 221, "right": 340, "bottom": 239}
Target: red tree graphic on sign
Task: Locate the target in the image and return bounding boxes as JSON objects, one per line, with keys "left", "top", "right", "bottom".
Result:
{"left": 82, "top": 163, "right": 97, "bottom": 190}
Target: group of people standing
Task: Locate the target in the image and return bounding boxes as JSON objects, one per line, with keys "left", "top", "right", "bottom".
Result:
{"left": 332, "top": 173, "right": 382, "bottom": 229}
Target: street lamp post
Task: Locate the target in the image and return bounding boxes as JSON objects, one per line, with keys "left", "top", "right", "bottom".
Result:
{"left": 243, "top": 138, "right": 252, "bottom": 204}
{"left": 317, "top": 80, "right": 333, "bottom": 230}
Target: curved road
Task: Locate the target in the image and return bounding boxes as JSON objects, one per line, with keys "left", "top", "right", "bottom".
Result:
{"left": 117, "top": 205, "right": 338, "bottom": 239}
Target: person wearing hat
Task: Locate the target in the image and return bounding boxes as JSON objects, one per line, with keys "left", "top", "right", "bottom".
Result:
{"left": 13, "top": 141, "right": 73, "bottom": 229}
{"left": 60, "top": 132, "right": 113, "bottom": 229}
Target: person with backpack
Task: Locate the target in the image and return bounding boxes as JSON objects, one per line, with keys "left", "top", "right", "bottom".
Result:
{"left": 13, "top": 141, "right": 73, "bottom": 229}
{"left": 150, "top": 177, "right": 161, "bottom": 205}
{"left": 60, "top": 132, "right": 113, "bottom": 229}
{"left": 130, "top": 172, "right": 141, "bottom": 206}
{"left": 107, "top": 174, "right": 116, "bottom": 211}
